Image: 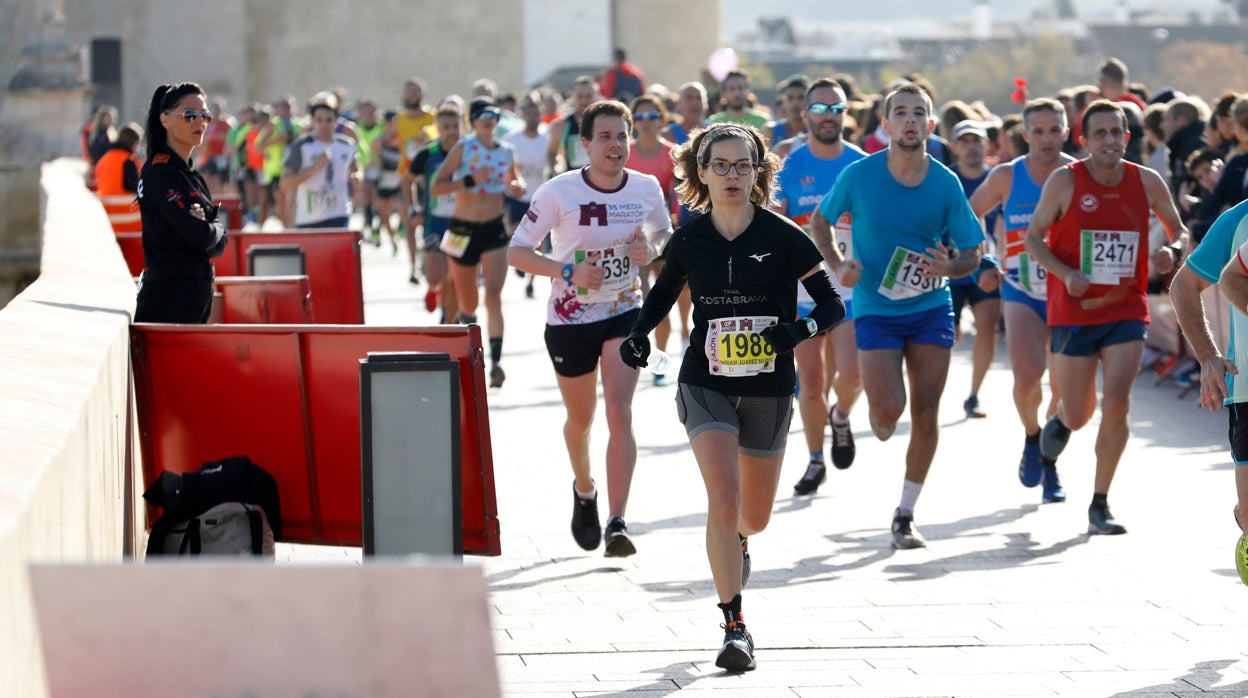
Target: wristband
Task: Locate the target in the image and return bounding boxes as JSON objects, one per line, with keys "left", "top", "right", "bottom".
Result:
{"left": 560, "top": 262, "right": 575, "bottom": 286}
{"left": 462, "top": 173, "right": 477, "bottom": 189}
{"left": 802, "top": 317, "right": 818, "bottom": 337}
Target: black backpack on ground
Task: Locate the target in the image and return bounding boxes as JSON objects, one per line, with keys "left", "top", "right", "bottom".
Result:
{"left": 144, "top": 456, "right": 282, "bottom": 557}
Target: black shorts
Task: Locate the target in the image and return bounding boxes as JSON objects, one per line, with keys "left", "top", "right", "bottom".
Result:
{"left": 543, "top": 309, "right": 639, "bottom": 378}
{"left": 447, "top": 216, "right": 509, "bottom": 266}
{"left": 504, "top": 196, "right": 530, "bottom": 224}
{"left": 1229, "top": 403, "right": 1248, "bottom": 464}
{"left": 377, "top": 187, "right": 400, "bottom": 200}
{"left": 950, "top": 280, "right": 1000, "bottom": 318}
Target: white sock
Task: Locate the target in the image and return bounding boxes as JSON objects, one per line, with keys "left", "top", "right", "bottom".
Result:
{"left": 575, "top": 484, "right": 597, "bottom": 500}
{"left": 899, "top": 480, "right": 923, "bottom": 515}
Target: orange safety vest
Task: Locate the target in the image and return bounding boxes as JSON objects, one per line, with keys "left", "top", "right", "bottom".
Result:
{"left": 95, "top": 147, "right": 142, "bottom": 233}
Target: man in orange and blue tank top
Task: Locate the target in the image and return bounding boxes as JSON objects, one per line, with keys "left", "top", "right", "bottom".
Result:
{"left": 1024, "top": 99, "right": 1189, "bottom": 536}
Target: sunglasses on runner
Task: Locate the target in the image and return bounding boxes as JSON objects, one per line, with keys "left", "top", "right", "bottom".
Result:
{"left": 169, "top": 109, "right": 213, "bottom": 124}
{"left": 807, "top": 103, "right": 847, "bottom": 116}
{"left": 633, "top": 112, "right": 663, "bottom": 122}
{"left": 476, "top": 108, "right": 502, "bottom": 121}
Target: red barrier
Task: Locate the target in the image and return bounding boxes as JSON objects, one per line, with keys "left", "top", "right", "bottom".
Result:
{"left": 130, "top": 323, "right": 500, "bottom": 555}
{"left": 229, "top": 230, "right": 363, "bottom": 324}
{"left": 117, "top": 230, "right": 358, "bottom": 323}
{"left": 115, "top": 232, "right": 241, "bottom": 279}
{"left": 115, "top": 232, "right": 144, "bottom": 278}
{"left": 214, "top": 276, "right": 314, "bottom": 324}
{"left": 215, "top": 194, "right": 245, "bottom": 232}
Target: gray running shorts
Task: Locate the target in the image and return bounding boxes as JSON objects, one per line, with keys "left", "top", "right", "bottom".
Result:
{"left": 675, "top": 383, "right": 793, "bottom": 458}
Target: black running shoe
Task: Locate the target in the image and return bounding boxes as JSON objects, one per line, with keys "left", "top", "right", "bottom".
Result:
{"left": 739, "top": 534, "right": 751, "bottom": 588}
{"left": 715, "top": 617, "right": 756, "bottom": 672}
{"left": 829, "top": 411, "right": 856, "bottom": 470}
{"left": 570, "top": 484, "right": 602, "bottom": 550}
{"left": 891, "top": 508, "right": 927, "bottom": 549}
{"left": 1040, "top": 414, "right": 1071, "bottom": 460}
{"left": 604, "top": 517, "right": 636, "bottom": 557}
{"left": 1088, "top": 505, "right": 1127, "bottom": 535}
{"left": 489, "top": 365, "right": 506, "bottom": 389}
{"left": 793, "top": 461, "right": 827, "bottom": 495}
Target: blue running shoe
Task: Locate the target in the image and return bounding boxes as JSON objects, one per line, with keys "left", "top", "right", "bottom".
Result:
{"left": 1019, "top": 433, "right": 1043, "bottom": 488}
{"left": 1040, "top": 415, "right": 1071, "bottom": 460}
{"left": 1041, "top": 463, "right": 1066, "bottom": 503}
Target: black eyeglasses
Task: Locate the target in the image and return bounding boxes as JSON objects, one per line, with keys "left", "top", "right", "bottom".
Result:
{"left": 168, "top": 109, "right": 213, "bottom": 123}
{"left": 705, "top": 159, "right": 757, "bottom": 176}
{"left": 808, "top": 103, "right": 847, "bottom": 116}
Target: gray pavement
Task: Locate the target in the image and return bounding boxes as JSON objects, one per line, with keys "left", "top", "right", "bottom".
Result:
{"left": 297, "top": 234, "right": 1248, "bottom": 697}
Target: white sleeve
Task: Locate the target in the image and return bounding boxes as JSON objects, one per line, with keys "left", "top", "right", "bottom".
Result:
{"left": 510, "top": 179, "right": 561, "bottom": 248}
{"left": 642, "top": 177, "right": 672, "bottom": 234}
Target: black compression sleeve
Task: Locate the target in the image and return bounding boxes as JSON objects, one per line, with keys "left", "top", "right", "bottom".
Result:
{"left": 800, "top": 269, "right": 846, "bottom": 334}
{"left": 631, "top": 260, "right": 685, "bottom": 336}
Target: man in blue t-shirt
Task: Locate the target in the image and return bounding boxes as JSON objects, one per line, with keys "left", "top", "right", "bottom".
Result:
{"left": 774, "top": 78, "right": 867, "bottom": 492}
{"left": 817, "top": 83, "right": 984, "bottom": 550}
{"left": 1170, "top": 198, "right": 1248, "bottom": 584}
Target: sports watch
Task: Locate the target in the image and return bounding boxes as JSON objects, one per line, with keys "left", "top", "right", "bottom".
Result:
{"left": 560, "top": 262, "right": 575, "bottom": 286}
{"left": 803, "top": 317, "right": 818, "bottom": 337}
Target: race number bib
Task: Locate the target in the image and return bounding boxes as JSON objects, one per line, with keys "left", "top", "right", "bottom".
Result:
{"left": 430, "top": 193, "right": 457, "bottom": 218}
{"left": 878, "top": 246, "right": 942, "bottom": 301}
{"left": 439, "top": 230, "right": 470, "bottom": 258}
{"left": 834, "top": 214, "right": 853, "bottom": 261}
{"left": 574, "top": 244, "right": 633, "bottom": 303}
{"left": 1018, "top": 252, "right": 1047, "bottom": 295}
{"left": 1080, "top": 230, "right": 1138, "bottom": 285}
{"left": 303, "top": 188, "right": 342, "bottom": 220}
{"left": 706, "top": 316, "right": 778, "bottom": 377}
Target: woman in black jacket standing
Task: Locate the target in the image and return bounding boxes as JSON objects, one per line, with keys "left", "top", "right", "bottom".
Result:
{"left": 135, "top": 82, "right": 228, "bottom": 323}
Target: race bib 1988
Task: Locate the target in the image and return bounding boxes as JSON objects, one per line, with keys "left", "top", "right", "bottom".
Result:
{"left": 706, "top": 316, "right": 778, "bottom": 377}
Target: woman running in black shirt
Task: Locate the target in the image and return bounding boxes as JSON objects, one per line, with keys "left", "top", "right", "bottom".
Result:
{"left": 620, "top": 123, "right": 845, "bottom": 671}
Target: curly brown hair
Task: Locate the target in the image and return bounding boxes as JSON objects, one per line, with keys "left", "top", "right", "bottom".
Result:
{"left": 673, "top": 122, "right": 781, "bottom": 213}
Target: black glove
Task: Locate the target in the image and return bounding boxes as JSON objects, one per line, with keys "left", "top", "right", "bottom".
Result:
{"left": 619, "top": 332, "right": 650, "bottom": 369}
{"left": 759, "top": 321, "right": 807, "bottom": 355}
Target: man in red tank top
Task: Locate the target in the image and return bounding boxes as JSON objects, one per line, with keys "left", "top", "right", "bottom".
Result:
{"left": 1024, "top": 100, "right": 1189, "bottom": 536}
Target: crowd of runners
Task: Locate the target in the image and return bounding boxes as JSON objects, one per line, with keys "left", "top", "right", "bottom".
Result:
{"left": 94, "top": 53, "right": 1248, "bottom": 672}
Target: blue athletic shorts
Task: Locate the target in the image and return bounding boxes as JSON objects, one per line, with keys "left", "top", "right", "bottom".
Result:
{"left": 854, "top": 304, "right": 956, "bottom": 351}
{"left": 1050, "top": 319, "right": 1146, "bottom": 357}
{"left": 1001, "top": 282, "right": 1047, "bottom": 321}
{"left": 504, "top": 196, "right": 530, "bottom": 225}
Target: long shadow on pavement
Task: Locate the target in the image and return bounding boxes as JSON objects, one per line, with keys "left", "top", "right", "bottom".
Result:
{"left": 1108, "top": 658, "right": 1248, "bottom": 696}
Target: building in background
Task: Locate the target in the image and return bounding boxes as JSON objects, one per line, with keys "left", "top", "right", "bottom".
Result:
{"left": 0, "top": 0, "right": 722, "bottom": 161}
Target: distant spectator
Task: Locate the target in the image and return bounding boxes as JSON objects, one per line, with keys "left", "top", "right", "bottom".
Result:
{"left": 1163, "top": 96, "right": 1210, "bottom": 197}
{"left": 768, "top": 74, "right": 809, "bottom": 145}
{"left": 1097, "top": 57, "right": 1148, "bottom": 112}
{"left": 1177, "top": 147, "right": 1224, "bottom": 232}
{"left": 1213, "top": 91, "right": 1241, "bottom": 156}
{"left": 599, "top": 48, "right": 646, "bottom": 102}
{"left": 86, "top": 104, "right": 118, "bottom": 166}
{"left": 1143, "top": 102, "right": 1171, "bottom": 190}
{"left": 708, "top": 70, "right": 770, "bottom": 131}
{"left": 1206, "top": 95, "right": 1248, "bottom": 215}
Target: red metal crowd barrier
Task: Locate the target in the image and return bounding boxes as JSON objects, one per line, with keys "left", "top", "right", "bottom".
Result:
{"left": 130, "top": 323, "right": 500, "bottom": 555}
{"left": 214, "top": 276, "right": 314, "bottom": 324}
{"left": 215, "top": 194, "right": 245, "bottom": 232}
{"left": 227, "top": 230, "right": 363, "bottom": 324}
{"left": 115, "top": 229, "right": 360, "bottom": 324}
